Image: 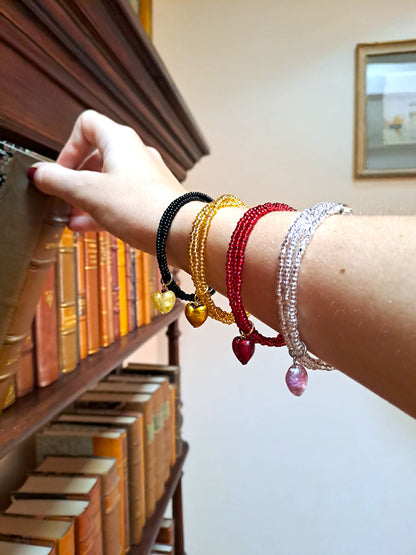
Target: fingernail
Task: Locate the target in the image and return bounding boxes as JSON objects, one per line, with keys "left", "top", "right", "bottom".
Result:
{"left": 26, "top": 166, "right": 37, "bottom": 183}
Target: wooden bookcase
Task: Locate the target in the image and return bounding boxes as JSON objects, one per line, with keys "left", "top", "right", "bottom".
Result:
{"left": 0, "top": 1, "right": 208, "bottom": 553}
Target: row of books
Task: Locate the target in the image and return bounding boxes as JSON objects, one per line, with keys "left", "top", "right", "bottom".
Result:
{"left": 5, "top": 227, "right": 164, "bottom": 411}
{"left": 0, "top": 364, "right": 181, "bottom": 555}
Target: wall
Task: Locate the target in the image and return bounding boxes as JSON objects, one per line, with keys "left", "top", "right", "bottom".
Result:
{"left": 152, "top": 2, "right": 416, "bottom": 554}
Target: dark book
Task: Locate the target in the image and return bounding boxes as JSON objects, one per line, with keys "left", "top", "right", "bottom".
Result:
{"left": 14, "top": 327, "right": 35, "bottom": 398}
{"left": 0, "top": 142, "right": 69, "bottom": 410}
{"left": 83, "top": 232, "right": 100, "bottom": 355}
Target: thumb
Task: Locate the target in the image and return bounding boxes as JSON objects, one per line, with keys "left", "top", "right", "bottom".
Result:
{"left": 29, "top": 162, "right": 106, "bottom": 213}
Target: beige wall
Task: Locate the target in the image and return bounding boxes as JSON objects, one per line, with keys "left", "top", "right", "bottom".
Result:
{"left": 153, "top": 2, "right": 416, "bottom": 554}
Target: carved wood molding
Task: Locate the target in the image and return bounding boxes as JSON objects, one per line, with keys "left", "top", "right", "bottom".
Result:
{"left": 0, "top": 0, "right": 209, "bottom": 180}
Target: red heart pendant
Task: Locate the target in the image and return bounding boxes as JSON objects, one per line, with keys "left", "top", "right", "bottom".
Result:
{"left": 232, "top": 336, "right": 255, "bottom": 365}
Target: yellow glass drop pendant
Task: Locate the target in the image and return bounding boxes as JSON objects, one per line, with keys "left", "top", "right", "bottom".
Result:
{"left": 185, "top": 302, "right": 208, "bottom": 328}
{"left": 151, "top": 289, "right": 176, "bottom": 314}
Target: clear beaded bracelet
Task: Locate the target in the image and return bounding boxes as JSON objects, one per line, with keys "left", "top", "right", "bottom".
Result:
{"left": 276, "top": 201, "right": 352, "bottom": 396}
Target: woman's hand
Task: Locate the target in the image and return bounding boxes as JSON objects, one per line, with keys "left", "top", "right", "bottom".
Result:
{"left": 32, "top": 110, "right": 186, "bottom": 252}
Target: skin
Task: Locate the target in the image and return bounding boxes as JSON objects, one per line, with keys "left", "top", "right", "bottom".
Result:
{"left": 32, "top": 110, "right": 416, "bottom": 417}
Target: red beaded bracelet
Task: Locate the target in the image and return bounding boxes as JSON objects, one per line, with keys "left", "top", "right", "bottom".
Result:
{"left": 226, "top": 202, "right": 295, "bottom": 364}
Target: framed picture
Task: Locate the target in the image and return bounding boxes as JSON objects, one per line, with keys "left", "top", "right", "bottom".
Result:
{"left": 354, "top": 40, "right": 416, "bottom": 178}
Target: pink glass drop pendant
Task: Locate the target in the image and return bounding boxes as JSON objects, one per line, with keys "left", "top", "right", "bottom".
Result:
{"left": 232, "top": 336, "right": 255, "bottom": 365}
{"left": 285, "top": 361, "right": 308, "bottom": 396}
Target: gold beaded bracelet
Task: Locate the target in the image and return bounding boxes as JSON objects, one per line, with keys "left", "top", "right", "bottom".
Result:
{"left": 186, "top": 194, "right": 247, "bottom": 327}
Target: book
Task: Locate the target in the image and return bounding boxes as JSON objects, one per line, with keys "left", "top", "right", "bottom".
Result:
{"left": 0, "top": 142, "right": 69, "bottom": 410}
{"left": 54, "top": 413, "right": 145, "bottom": 544}
{"left": 117, "top": 238, "right": 128, "bottom": 337}
{"left": 83, "top": 232, "right": 100, "bottom": 355}
{"left": 130, "top": 246, "right": 137, "bottom": 330}
{"left": 13, "top": 475, "right": 102, "bottom": 555}
{"left": 155, "top": 517, "right": 174, "bottom": 546}
{"left": 5, "top": 498, "right": 89, "bottom": 555}
{"left": 0, "top": 515, "right": 74, "bottom": 555}
{"left": 14, "top": 329, "right": 35, "bottom": 398}
{"left": 110, "top": 236, "right": 121, "bottom": 341}
{"left": 141, "top": 253, "right": 152, "bottom": 325}
{"left": 95, "top": 380, "right": 166, "bottom": 497}
{"left": 97, "top": 231, "right": 112, "bottom": 348}
{"left": 134, "top": 250, "right": 144, "bottom": 327}
{"left": 124, "top": 244, "right": 135, "bottom": 333}
{"left": 75, "top": 391, "right": 157, "bottom": 519}
{"left": 56, "top": 228, "right": 78, "bottom": 374}
{"left": 0, "top": 540, "right": 55, "bottom": 554}
{"left": 35, "top": 424, "right": 129, "bottom": 554}
{"left": 75, "top": 233, "right": 88, "bottom": 360}
{"left": 125, "top": 362, "right": 183, "bottom": 457}
{"left": 108, "top": 373, "right": 173, "bottom": 468}
{"left": 34, "top": 456, "right": 122, "bottom": 555}
{"left": 34, "top": 264, "right": 59, "bottom": 387}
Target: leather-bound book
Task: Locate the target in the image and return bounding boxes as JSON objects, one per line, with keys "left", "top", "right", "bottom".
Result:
{"left": 0, "top": 539, "right": 56, "bottom": 555}
{"left": 83, "top": 232, "right": 100, "bottom": 355}
{"left": 35, "top": 424, "right": 129, "bottom": 555}
{"left": 6, "top": 498, "right": 89, "bottom": 555}
{"left": 34, "top": 456, "right": 122, "bottom": 555}
{"left": 76, "top": 233, "right": 88, "bottom": 360}
{"left": 125, "top": 362, "right": 183, "bottom": 457}
{"left": 117, "top": 239, "right": 128, "bottom": 337}
{"left": 108, "top": 373, "right": 172, "bottom": 471}
{"left": 56, "top": 228, "right": 78, "bottom": 374}
{"left": 125, "top": 244, "right": 135, "bottom": 333}
{"left": 34, "top": 264, "right": 59, "bottom": 387}
{"left": 56, "top": 413, "right": 145, "bottom": 544}
{"left": 134, "top": 250, "right": 144, "bottom": 327}
{"left": 14, "top": 475, "right": 102, "bottom": 555}
{"left": 97, "top": 232, "right": 112, "bottom": 348}
{"left": 110, "top": 236, "right": 121, "bottom": 341}
{"left": 130, "top": 246, "right": 137, "bottom": 331}
{"left": 0, "top": 515, "right": 74, "bottom": 555}
{"left": 141, "top": 253, "right": 152, "bottom": 325}
{"left": 0, "top": 142, "right": 69, "bottom": 410}
{"left": 76, "top": 390, "right": 156, "bottom": 519}
{"left": 93, "top": 381, "right": 165, "bottom": 500}
{"left": 14, "top": 329, "right": 35, "bottom": 398}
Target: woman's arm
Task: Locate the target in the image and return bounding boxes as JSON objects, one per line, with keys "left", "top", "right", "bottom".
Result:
{"left": 33, "top": 111, "right": 416, "bottom": 417}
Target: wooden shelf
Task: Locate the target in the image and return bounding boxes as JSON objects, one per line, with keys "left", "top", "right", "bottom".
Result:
{"left": 129, "top": 441, "right": 189, "bottom": 555}
{"left": 0, "top": 302, "right": 183, "bottom": 460}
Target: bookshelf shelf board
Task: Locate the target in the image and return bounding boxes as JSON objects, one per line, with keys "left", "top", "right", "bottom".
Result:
{"left": 0, "top": 303, "right": 183, "bottom": 459}
{"left": 129, "top": 441, "right": 189, "bottom": 555}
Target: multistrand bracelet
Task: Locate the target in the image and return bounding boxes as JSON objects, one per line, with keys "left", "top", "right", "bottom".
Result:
{"left": 152, "top": 192, "right": 214, "bottom": 315}
{"left": 276, "top": 201, "right": 352, "bottom": 396}
{"left": 226, "top": 202, "right": 294, "bottom": 365}
{"left": 187, "top": 194, "right": 247, "bottom": 327}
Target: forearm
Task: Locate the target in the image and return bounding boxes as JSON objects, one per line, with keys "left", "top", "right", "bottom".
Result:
{"left": 167, "top": 204, "right": 416, "bottom": 417}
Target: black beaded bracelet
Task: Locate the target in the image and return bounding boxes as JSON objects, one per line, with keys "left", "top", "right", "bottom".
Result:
{"left": 152, "top": 192, "right": 215, "bottom": 314}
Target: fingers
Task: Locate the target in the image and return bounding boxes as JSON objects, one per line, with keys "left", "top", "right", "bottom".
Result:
{"left": 56, "top": 110, "right": 145, "bottom": 171}
{"left": 68, "top": 210, "right": 103, "bottom": 233}
{"left": 33, "top": 161, "right": 107, "bottom": 212}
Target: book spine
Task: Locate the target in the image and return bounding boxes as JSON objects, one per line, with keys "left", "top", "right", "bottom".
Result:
{"left": 117, "top": 239, "right": 128, "bottom": 337}
{"left": 106, "top": 234, "right": 115, "bottom": 345}
{"left": 141, "top": 252, "right": 152, "bottom": 325}
{"left": 56, "top": 228, "right": 78, "bottom": 374}
{"left": 34, "top": 263, "right": 59, "bottom": 387}
{"left": 134, "top": 250, "right": 144, "bottom": 327}
{"left": 84, "top": 232, "right": 100, "bottom": 355}
{"left": 97, "top": 232, "right": 111, "bottom": 347}
{"left": 14, "top": 328, "right": 35, "bottom": 398}
{"left": 110, "top": 236, "right": 121, "bottom": 341}
{"left": 59, "top": 521, "right": 76, "bottom": 555}
{"left": 125, "top": 244, "right": 135, "bottom": 333}
{"left": 130, "top": 246, "right": 137, "bottom": 332}
{"left": 104, "top": 477, "right": 123, "bottom": 555}
{"left": 0, "top": 196, "right": 69, "bottom": 409}
{"left": 93, "top": 435, "right": 130, "bottom": 554}
{"left": 76, "top": 233, "right": 88, "bottom": 360}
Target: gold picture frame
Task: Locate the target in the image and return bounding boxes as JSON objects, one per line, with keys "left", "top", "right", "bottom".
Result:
{"left": 354, "top": 39, "right": 416, "bottom": 178}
